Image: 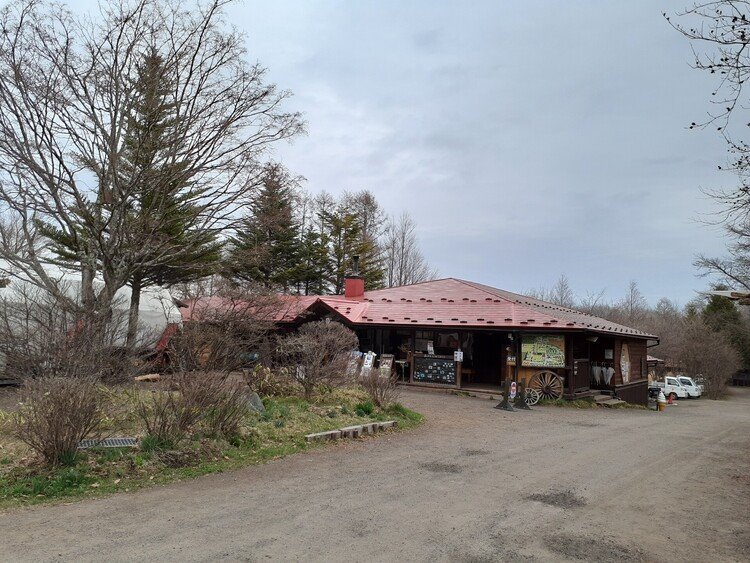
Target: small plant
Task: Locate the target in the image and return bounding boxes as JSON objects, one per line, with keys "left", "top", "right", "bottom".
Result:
{"left": 353, "top": 400, "right": 374, "bottom": 416}
{"left": 387, "top": 403, "right": 422, "bottom": 423}
{"left": 10, "top": 377, "right": 105, "bottom": 467}
{"left": 273, "top": 419, "right": 285, "bottom": 428}
{"left": 326, "top": 409, "right": 338, "bottom": 418}
{"left": 131, "top": 388, "right": 199, "bottom": 449}
{"left": 140, "top": 434, "right": 175, "bottom": 452}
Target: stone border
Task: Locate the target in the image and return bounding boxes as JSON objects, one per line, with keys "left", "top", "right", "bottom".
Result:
{"left": 305, "top": 420, "right": 397, "bottom": 442}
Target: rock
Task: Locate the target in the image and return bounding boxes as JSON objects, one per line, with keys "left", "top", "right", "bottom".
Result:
{"left": 247, "top": 392, "right": 265, "bottom": 413}
{"left": 134, "top": 373, "right": 160, "bottom": 382}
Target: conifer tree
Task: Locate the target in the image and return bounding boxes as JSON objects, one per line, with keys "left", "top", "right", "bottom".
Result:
{"left": 40, "top": 49, "right": 223, "bottom": 345}
{"left": 229, "top": 164, "right": 302, "bottom": 291}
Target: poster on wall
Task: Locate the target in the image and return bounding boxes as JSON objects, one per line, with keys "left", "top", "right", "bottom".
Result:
{"left": 620, "top": 343, "right": 631, "bottom": 383}
{"left": 521, "top": 334, "right": 566, "bottom": 368}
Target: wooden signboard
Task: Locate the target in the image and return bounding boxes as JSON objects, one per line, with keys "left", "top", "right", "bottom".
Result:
{"left": 521, "top": 334, "right": 565, "bottom": 368}
{"left": 413, "top": 355, "right": 456, "bottom": 385}
{"left": 379, "top": 354, "right": 395, "bottom": 372}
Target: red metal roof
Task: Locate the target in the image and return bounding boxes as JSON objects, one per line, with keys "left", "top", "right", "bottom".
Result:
{"left": 181, "top": 278, "right": 656, "bottom": 339}
{"left": 180, "top": 294, "right": 318, "bottom": 323}
{"left": 312, "top": 278, "right": 656, "bottom": 339}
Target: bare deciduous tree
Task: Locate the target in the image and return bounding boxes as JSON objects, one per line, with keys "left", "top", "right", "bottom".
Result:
{"left": 676, "top": 316, "right": 740, "bottom": 398}
{"left": 616, "top": 280, "right": 648, "bottom": 326}
{"left": 0, "top": 0, "right": 303, "bottom": 335}
{"left": 670, "top": 3, "right": 750, "bottom": 290}
{"left": 382, "top": 212, "right": 437, "bottom": 287}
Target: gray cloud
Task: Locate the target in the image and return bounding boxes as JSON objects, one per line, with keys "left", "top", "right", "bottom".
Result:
{"left": 70, "top": 0, "right": 732, "bottom": 304}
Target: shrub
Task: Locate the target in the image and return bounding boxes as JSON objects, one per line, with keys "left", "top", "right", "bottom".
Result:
{"left": 131, "top": 388, "right": 202, "bottom": 450}
{"left": 244, "top": 365, "right": 299, "bottom": 397}
{"left": 360, "top": 370, "right": 400, "bottom": 408}
{"left": 134, "top": 372, "right": 254, "bottom": 447}
{"left": 275, "top": 320, "right": 359, "bottom": 399}
{"left": 353, "top": 400, "right": 374, "bottom": 415}
{"left": 10, "top": 377, "right": 105, "bottom": 466}
{"left": 195, "top": 375, "right": 252, "bottom": 438}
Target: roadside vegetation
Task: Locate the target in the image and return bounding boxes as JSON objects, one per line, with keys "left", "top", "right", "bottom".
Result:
{"left": 0, "top": 381, "right": 420, "bottom": 509}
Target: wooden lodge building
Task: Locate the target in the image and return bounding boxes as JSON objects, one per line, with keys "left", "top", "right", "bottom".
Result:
{"left": 273, "top": 274, "right": 659, "bottom": 406}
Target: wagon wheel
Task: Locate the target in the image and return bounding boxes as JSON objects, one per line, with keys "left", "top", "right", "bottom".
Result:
{"left": 524, "top": 388, "right": 540, "bottom": 406}
{"left": 529, "top": 371, "right": 564, "bottom": 401}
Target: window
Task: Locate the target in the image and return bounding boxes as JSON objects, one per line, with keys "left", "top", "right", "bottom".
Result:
{"left": 667, "top": 378, "right": 678, "bottom": 386}
{"left": 679, "top": 378, "right": 692, "bottom": 386}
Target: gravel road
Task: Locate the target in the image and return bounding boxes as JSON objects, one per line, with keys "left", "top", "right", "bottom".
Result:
{"left": 1, "top": 388, "right": 748, "bottom": 562}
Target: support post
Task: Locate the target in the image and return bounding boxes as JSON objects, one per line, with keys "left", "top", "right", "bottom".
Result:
{"left": 514, "top": 380, "right": 531, "bottom": 410}
{"left": 514, "top": 331, "right": 521, "bottom": 383}
{"left": 494, "top": 378, "right": 516, "bottom": 411}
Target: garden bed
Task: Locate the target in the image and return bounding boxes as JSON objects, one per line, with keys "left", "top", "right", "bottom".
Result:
{"left": 0, "top": 386, "right": 421, "bottom": 509}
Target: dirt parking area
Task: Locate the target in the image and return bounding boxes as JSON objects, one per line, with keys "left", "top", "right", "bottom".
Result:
{"left": 0, "top": 388, "right": 748, "bottom": 562}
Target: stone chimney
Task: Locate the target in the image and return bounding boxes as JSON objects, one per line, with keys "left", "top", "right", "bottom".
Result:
{"left": 344, "top": 255, "right": 365, "bottom": 299}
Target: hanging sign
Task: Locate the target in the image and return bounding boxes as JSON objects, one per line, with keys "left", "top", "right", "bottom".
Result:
{"left": 510, "top": 381, "right": 517, "bottom": 399}
{"left": 453, "top": 349, "right": 464, "bottom": 362}
{"left": 427, "top": 341, "right": 435, "bottom": 355}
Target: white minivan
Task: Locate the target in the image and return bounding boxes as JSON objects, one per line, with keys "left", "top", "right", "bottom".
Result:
{"left": 649, "top": 376, "right": 688, "bottom": 400}
{"left": 678, "top": 376, "right": 703, "bottom": 399}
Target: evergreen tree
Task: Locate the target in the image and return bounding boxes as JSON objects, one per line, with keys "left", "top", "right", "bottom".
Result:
{"left": 229, "top": 163, "right": 302, "bottom": 291}
{"left": 40, "top": 49, "right": 223, "bottom": 345}
{"left": 702, "top": 285, "right": 750, "bottom": 369}
{"left": 296, "top": 229, "right": 330, "bottom": 295}
{"left": 319, "top": 203, "right": 383, "bottom": 294}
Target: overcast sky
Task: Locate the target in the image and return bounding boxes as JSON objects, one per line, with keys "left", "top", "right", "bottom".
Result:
{"left": 74, "top": 0, "right": 732, "bottom": 305}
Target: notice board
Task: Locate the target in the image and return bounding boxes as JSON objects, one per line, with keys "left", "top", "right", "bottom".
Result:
{"left": 412, "top": 355, "right": 456, "bottom": 385}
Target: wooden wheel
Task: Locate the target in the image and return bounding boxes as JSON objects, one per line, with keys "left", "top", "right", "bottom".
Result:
{"left": 529, "top": 371, "right": 564, "bottom": 400}
{"left": 524, "top": 388, "right": 540, "bottom": 406}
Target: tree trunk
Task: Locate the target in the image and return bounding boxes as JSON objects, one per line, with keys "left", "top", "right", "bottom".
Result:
{"left": 126, "top": 274, "right": 142, "bottom": 348}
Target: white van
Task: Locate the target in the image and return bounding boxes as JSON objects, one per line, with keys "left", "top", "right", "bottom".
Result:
{"left": 649, "top": 376, "right": 688, "bottom": 400}
{"left": 678, "top": 376, "right": 703, "bottom": 399}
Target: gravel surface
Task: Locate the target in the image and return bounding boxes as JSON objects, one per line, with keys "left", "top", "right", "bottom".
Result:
{"left": 0, "top": 387, "right": 748, "bottom": 562}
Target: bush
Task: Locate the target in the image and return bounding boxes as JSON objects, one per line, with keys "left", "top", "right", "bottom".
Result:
{"left": 195, "top": 375, "right": 252, "bottom": 438}
{"left": 677, "top": 317, "right": 740, "bottom": 399}
{"left": 133, "top": 372, "right": 253, "bottom": 447}
{"left": 244, "top": 365, "right": 299, "bottom": 397}
{"left": 275, "top": 320, "right": 359, "bottom": 399}
{"left": 360, "top": 370, "right": 400, "bottom": 408}
{"left": 10, "top": 377, "right": 105, "bottom": 466}
{"left": 354, "top": 400, "right": 374, "bottom": 416}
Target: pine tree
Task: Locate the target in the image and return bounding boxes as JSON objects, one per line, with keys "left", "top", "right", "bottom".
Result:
{"left": 229, "top": 163, "right": 302, "bottom": 291}
{"left": 120, "top": 49, "right": 222, "bottom": 345}
{"left": 319, "top": 204, "right": 384, "bottom": 294}
{"left": 40, "top": 49, "right": 222, "bottom": 346}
